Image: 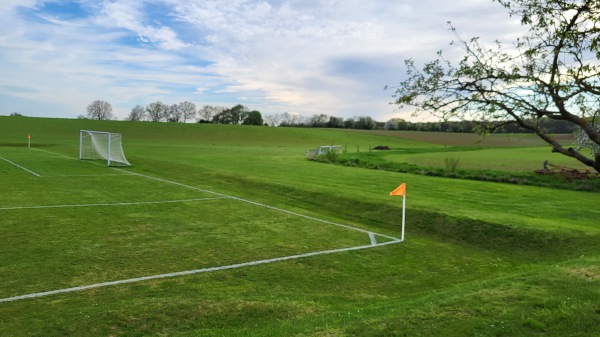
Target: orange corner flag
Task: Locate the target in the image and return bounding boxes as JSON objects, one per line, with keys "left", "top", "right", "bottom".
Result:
{"left": 389, "top": 183, "right": 406, "bottom": 197}
{"left": 28, "top": 134, "right": 31, "bottom": 139}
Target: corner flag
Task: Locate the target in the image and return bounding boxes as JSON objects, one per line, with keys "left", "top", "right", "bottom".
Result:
{"left": 389, "top": 183, "right": 406, "bottom": 197}
{"left": 28, "top": 134, "right": 31, "bottom": 148}
{"left": 389, "top": 183, "right": 407, "bottom": 241}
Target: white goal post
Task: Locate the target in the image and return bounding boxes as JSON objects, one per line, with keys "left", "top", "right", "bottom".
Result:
{"left": 79, "top": 130, "right": 131, "bottom": 167}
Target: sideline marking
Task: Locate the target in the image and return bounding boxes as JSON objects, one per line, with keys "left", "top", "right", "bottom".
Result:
{"left": 32, "top": 148, "right": 79, "bottom": 161}
{"left": 0, "top": 156, "right": 41, "bottom": 177}
{"left": 48, "top": 174, "right": 126, "bottom": 177}
{"left": 0, "top": 240, "right": 400, "bottom": 303}
{"left": 0, "top": 197, "right": 227, "bottom": 211}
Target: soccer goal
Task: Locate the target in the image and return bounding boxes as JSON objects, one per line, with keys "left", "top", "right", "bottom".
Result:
{"left": 79, "top": 130, "right": 131, "bottom": 167}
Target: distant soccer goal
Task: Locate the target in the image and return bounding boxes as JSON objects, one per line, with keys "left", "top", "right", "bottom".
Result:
{"left": 305, "top": 145, "right": 343, "bottom": 159}
{"left": 79, "top": 130, "right": 131, "bottom": 167}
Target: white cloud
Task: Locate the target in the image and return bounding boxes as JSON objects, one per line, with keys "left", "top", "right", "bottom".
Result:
{"left": 0, "top": 0, "right": 523, "bottom": 121}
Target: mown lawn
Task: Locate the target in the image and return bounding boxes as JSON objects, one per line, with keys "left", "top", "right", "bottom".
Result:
{"left": 0, "top": 116, "right": 598, "bottom": 336}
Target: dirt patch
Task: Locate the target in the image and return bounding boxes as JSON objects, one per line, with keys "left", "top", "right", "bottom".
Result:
{"left": 566, "top": 266, "right": 600, "bottom": 281}
{"left": 373, "top": 145, "right": 390, "bottom": 150}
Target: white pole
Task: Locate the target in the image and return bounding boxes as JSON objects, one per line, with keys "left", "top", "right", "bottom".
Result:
{"left": 107, "top": 133, "right": 111, "bottom": 167}
{"left": 79, "top": 131, "right": 83, "bottom": 160}
{"left": 401, "top": 195, "right": 406, "bottom": 241}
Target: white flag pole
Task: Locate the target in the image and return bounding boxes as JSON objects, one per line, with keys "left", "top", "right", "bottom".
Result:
{"left": 401, "top": 194, "right": 406, "bottom": 242}
{"left": 389, "top": 182, "right": 407, "bottom": 242}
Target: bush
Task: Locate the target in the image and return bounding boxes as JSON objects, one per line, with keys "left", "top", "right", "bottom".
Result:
{"left": 445, "top": 157, "right": 460, "bottom": 172}
{"left": 318, "top": 149, "right": 340, "bottom": 163}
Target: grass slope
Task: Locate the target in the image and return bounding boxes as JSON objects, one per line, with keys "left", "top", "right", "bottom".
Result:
{"left": 0, "top": 116, "right": 599, "bottom": 336}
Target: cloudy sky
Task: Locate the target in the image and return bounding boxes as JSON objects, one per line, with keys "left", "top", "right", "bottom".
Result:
{"left": 0, "top": 0, "right": 523, "bottom": 121}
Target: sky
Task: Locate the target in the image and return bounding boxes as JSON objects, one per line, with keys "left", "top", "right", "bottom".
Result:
{"left": 0, "top": 0, "right": 523, "bottom": 122}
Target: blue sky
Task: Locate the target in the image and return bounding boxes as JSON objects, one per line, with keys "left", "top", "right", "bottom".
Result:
{"left": 0, "top": 0, "right": 521, "bottom": 121}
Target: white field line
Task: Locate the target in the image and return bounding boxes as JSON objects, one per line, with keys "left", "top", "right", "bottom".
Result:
{"left": 48, "top": 174, "right": 126, "bottom": 177}
{"left": 0, "top": 240, "right": 400, "bottom": 304}
{"left": 0, "top": 197, "right": 227, "bottom": 211}
{"left": 32, "top": 148, "right": 79, "bottom": 161}
{"left": 0, "top": 156, "right": 41, "bottom": 177}
{"left": 31, "top": 148, "right": 135, "bottom": 176}
{"left": 369, "top": 232, "right": 378, "bottom": 245}
{"left": 114, "top": 168, "right": 402, "bottom": 242}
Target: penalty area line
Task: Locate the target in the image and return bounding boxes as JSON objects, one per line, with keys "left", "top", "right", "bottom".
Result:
{"left": 0, "top": 156, "right": 41, "bottom": 177}
{"left": 0, "top": 240, "right": 401, "bottom": 304}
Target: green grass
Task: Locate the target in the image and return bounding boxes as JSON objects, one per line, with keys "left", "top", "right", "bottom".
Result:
{"left": 385, "top": 147, "right": 589, "bottom": 172}
{"left": 0, "top": 116, "right": 599, "bottom": 336}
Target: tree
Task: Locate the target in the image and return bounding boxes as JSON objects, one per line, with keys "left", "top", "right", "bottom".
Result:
{"left": 280, "top": 112, "right": 294, "bottom": 126}
{"left": 308, "top": 114, "right": 328, "bottom": 127}
{"left": 213, "top": 104, "right": 249, "bottom": 124}
{"left": 391, "top": 0, "right": 600, "bottom": 172}
{"left": 263, "top": 114, "right": 282, "bottom": 127}
{"left": 327, "top": 116, "right": 344, "bottom": 128}
{"left": 385, "top": 118, "right": 406, "bottom": 130}
{"left": 343, "top": 117, "right": 356, "bottom": 129}
{"left": 146, "top": 101, "right": 167, "bottom": 122}
{"left": 242, "top": 110, "right": 263, "bottom": 125}
{"left": 198, "top": 105, "right": 223, "bottom": 123}
{"left": 86, "top": 100, "right": 113, "bottom": 120}
{"left": 167, "top": 104, "right": 182, "bottom": 122}
{"left": 126, "top": 105, "right": 145, "bottom": 121}
{"left": 355, "top": 116, "right": 376, "bottom": 130}
{"left": 178, "top": 101, "right": 196, "bottom": 123}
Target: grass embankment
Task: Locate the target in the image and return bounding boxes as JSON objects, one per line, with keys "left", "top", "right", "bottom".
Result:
{"left": 0, "top": 116, "right": 599, "bottom": 336}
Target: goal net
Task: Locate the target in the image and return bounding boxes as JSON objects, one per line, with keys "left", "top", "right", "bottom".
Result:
{"left": 79, "top": 130, "right": 131, "bottom": 167}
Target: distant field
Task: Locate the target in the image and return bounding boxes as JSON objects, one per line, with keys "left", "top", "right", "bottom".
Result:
{"left": 0, "top": 116, "right": 598, "bottom": 337}
{"left": 384, "top": 147, "right": 589, "bottom": 172}
{"left": 343, "top": 129, "right": 573, "bottom": 147}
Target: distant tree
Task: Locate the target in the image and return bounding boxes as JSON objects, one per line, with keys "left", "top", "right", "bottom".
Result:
{"left": 355, "top": 116, "right": 376, "bottom": 130}
{"left": 327, "top": 116, "right": 344, "bottom": 128}
{"left": 167, "top": 104, "right": 182, "bottom": 122}
{"left": 9, "top": 112, "right": 24, "bottom": 117}
{"left": 263, "top": 114, "right": 281, "bottom": 127}
{"left": 385, "top": 118, "right": 406, "bottom": 130}
{"left": 308, "top": 114, "right": 328, "bottom": 127}
{"left": 230, "top": 104, "right": 249, "bottom": 124}
{"left": 86, "top": 100, "right": 113, "bottom": 120}
{"left": 198, "top": 105, "right": 224, "bottom": 123}
{"left": 146, "top": 101, "right": 167, "bottom": 122}
{"left": 242, "top": 110, "right": 263, "bottom": 125}
{"left": 126, "top": 105, "right": 145, "bottom": 121}
{"left": 280, "top": 112, "right": 294, "bottom": 126}
{"left": 213, "top": 104, "right": 249, "bottom": 124}
{"left": 343, "top": 117, "right": 356, "bottom": 129}
{"left": 77, "top": 114, "right": 87, "bottom": 119}
{"left": 178, "top": 101, "right": 197, "bottom": 123}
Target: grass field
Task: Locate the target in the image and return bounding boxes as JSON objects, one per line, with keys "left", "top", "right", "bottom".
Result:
{"left": 1, "top": 116, "right": 599, "bottom": 336}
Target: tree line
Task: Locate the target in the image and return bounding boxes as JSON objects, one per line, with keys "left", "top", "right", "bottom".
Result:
{"left": 84, "top": 100, "right": 264, "bottom": 125}
{"left": 84, "top": 100, "right": 575, "bottom": 134}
